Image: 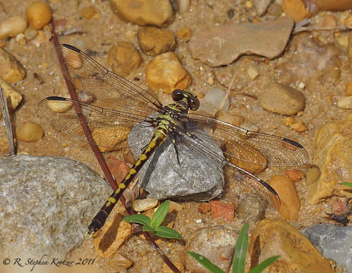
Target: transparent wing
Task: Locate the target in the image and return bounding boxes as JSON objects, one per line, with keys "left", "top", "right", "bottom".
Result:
{"left": 51, "top": 44, "right": 161, "bottom": 115}
{"left": 38, "top": 97, "right": 155, "bottom": 149}
{"left": 173, "top": 128, "right": 281, "bottom": 209}
{"left": 184, "top": 113, "right": 309, "bottom": 168}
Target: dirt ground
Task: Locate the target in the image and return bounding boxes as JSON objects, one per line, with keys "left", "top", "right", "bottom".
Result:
{"left": 0, "top": 0, "right": 351, "bottom": 272}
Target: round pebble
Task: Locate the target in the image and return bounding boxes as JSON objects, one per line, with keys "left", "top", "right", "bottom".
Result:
{"left": 26, "top": 2, "right": 52, "bottom": 30}
{"left": 258, "top": 82, "right": 306, "bottom": 115}
{"left": 16, "top": 121, "right": 44, "bottom": 142}
{"left": 108, "top": 42, "right": 142, "bottom": 77}
{"left": 306, "top": 165, "right": 321, "bottom": 185}
{"left": 146, "top": 51, "right": 191, "bottom": 94}
{"left": 0, "top": 16, "right": 27, "bottom": 40}
{"left": 137, "top": 27, "right": 176, "bottom": 56}
{"left": 79, "top": 6, "right": 97, "bottom": 20}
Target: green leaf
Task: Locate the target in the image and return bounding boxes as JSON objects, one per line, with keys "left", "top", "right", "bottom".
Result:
{"left": 150, "top": 200, "right": 170, "bottom": 229}
{"left": 248, "top": 256, "right": 280, "bottom": 273}
{"left": 123, "top": 214, "right": 151, "bottom": 226}
{"left": 339, "top": 182, "right": 352, "bottom": 189}
{"left": 232, "top": 223, "right": 249, "bottom": 273}
{"left": 187, "top": 252, "right": 225, "bottom": 273}
{"left": 155, "top": 226, "right": 182, "bottom": 239}
{"left": 142, "top": 225, "right": 155, "bottom": 232}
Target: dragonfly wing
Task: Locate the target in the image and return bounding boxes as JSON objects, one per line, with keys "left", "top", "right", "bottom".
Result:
{"left": 38, "top": 97, "right": 155, "bottom": 149}
{"left": 173, "top": 127, "right": 280, "bottom": 209}
{"left": 51, "top": 44, "right": 161, "bottom": 115}
{"left": 184, "top": 113, "right": 309, "bottom": 168}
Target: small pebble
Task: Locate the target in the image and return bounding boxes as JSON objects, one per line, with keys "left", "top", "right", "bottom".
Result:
{"left": 176, "top": 27, "right": 191, "bottom": 42}
{"left": 345, "top": 81, "right": 352, "bottom": 96}
{"left": 16, "top": 122, "right": 44, "bottom": 142}
{"left": 177, "top": 0, "right": 190, "bottom": 14}
{"left": 269, "top": 175, "right": 300, "bottom": 221}
{"left": 108, "top": 252, "right": 133, "bottom": 271}
{"left": 258, "top": 82, "right": 306, "bottom": 115}
{"left": 283, "top": 116, "right": 294, "bottom": 126}
{"left": 108, "top": 42, "right": 142, "bottom": 77}
{"left": 79, "top": 6, "right": 97, "bottom": 20}
{"left": 247, "top": 66, "right": 259, "bottom": 80}
{"left": 285, "top": 169, "right": 305, "bottom": 182}
{"left": 0, "top": 47, "right": 26, "bottom": 83}
{"left": 290, "top": 119, "right": 307, "bottom": 132}
{"left": 106, "top": 156, "right": 130, "bottom": 184}
{"left": 0, "top": 16, "right": 27, "bottom": 40}
{"left": 24, "top": 28, "right": 38, "bottom": 40}
{"left": 26, "top": 2, "right": 52, "bottom": 30}
{"left": 0, "top": 80, "right": 22, "bottom": 109}
{"left": 322, "top": 15, "right": 337, "bottom": 28}
{"left": 201, "top": 87, "right": 229, "bottom": 113}
{"left": 110, "top": 0, "right": 174, "bottom": 28}
{"left": 337, "top": 96, "right": 352, "bottom": 110}
{"left": 207, "top": 76, "right": 214, "bottom": 85}
{"left": 306, "top": 165, "right": 321, "bottom": 185}
{"left": 210, "top": 200, "right": 235, "bottom": 221}
{"left": 138, "top": 27, "right": 176, "bottom": 56}
{"left": 146, "top": 52, "right": 191, "bottom": 94}
{"left": 133, "top": 198, "right": 158, "bottom": 212}
{"left": 168, "top": 201, "right": 183, "bottom": 212}
{"left": 198, "top": 203, "right": 210, "bottom": 214}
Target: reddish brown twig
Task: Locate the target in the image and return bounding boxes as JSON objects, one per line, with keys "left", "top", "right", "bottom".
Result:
{"left": 49, "top": 18, "right": 181, "bottom": 273}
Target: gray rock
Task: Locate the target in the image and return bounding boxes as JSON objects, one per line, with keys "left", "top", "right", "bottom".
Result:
{"left": 258, "top": 82, "right": 306, "bottom": 115}
{"left": 180, "top": 225, "right": 238, "bottom": 273}
{"left": 128, "top": 118, "right": 225, "bottom": 201}
{"left": 189, "top": 16, "right": 294, "bottom": 67}
{"left": 302, "top": 224, "right": 352, "bottom": 272}
{"left": 0, "top": 155, "right": 111, "bottom": 260}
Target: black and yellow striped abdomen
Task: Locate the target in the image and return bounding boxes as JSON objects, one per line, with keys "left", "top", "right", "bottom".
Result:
{"left": 87, "top": 129, "right": 168, "bottom": 235}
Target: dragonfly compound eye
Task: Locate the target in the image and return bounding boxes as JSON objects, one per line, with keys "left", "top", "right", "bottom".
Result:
{"left": 172, "top": 89, "right": 185, "bottom": 101}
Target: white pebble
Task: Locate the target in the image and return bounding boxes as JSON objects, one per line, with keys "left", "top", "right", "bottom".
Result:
{"left": 0, "top": 16, "right": 27, "bottom": 40}
{"left": 133, "top": 198, "right": 158, "bottom": 212}
{"left": 337, "top": 96, "right": 352, "bottom": 109}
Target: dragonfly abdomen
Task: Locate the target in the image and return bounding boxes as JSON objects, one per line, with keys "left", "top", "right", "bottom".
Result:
{"left": 87, "top": 128, "right": 168, "bottom": 235}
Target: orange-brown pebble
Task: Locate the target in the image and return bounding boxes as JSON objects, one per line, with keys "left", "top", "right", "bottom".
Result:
{"left": 269, "top": 175, "right": 300, "bottom": 221}
{"left": 79, "top": 6, "right": 97, "bottom": 20}
{"left": 345, "top": 81, "right": 352, "bottom": 96}
{"left": 16, "top": 121, "right": 44, "bottom": 142}
{"left": 106, "top": 156, "right": 130, "bottom": 184}
{"left": 210, "top": 201, "right": 234, "bottom": 221}
{"left": 26, "top": 2, "right": 52, "bottom": 30}
{"left": 285, "top": 169, "right": 305, "bottom": 182}
{"left": 198, "top": 203, "right": 210, "bottom": 214}
{"left": 322, "top": 15, "right": 337, "bottom": 27}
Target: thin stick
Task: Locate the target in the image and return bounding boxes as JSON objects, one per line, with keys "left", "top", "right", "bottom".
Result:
{"left": 0, "top": 87, "right": 15, "bottom": 155}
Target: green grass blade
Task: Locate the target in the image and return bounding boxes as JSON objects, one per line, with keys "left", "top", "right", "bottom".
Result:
{"left": 187, "top": 252, "right": 225, "bottom": 273}
{"left": 248, "top": 256, "right": 280, "bottom": 273}
{"left": 232, "top": 223, "right": 249, "bottom": 273}
{"left": 155, "top": 226, "right": 182, "bottom": 239}
{"left": 150, "top": 200, "right": 170, "bottom": 229}
{"left": 339, "top": 182, "right": 352, "bottom": 188}
{"left": 124, "top": 214, "right": 151, "bottom": 226}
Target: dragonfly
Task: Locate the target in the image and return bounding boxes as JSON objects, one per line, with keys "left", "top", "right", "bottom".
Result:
{"left": 39, "top": 44, "right": 309, "bottom": 236}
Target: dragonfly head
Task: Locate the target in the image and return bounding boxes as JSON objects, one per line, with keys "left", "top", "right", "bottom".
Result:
{"left": 172, "top": 89, "right": 199, "bottom": 111}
